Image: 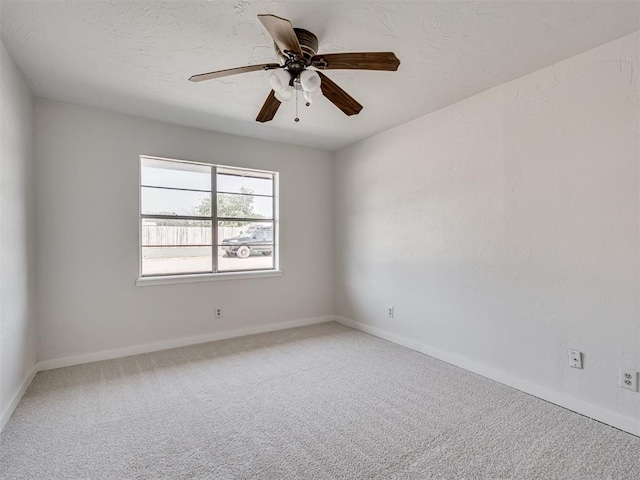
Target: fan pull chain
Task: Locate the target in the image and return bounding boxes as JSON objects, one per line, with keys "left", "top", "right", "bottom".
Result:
{"left": 295, "top": 87, "right": 300, "bottom": 122}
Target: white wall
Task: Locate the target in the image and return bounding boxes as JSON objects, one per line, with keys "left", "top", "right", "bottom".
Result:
{"left": 334, "top": 32, "right": 640, "bottom": 431}
{"left": 0, "top": 42, "right": 37, "bottom": 425}
{"left": 35, "top": 100, "right": 334, "bottom": 361}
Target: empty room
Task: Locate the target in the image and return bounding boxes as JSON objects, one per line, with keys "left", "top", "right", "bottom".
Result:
{"left": 1, "top": 0, "right": 639, "bottom": 478}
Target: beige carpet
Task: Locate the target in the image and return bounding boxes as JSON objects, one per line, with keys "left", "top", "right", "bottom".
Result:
{"left": 1, "top": 322, "right": 639, "bottom": 479}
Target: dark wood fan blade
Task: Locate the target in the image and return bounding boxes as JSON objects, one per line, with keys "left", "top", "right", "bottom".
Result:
{"left": 189, "top": 63, "right": 279, "bottom": 82}
{"left": 312, "top": 52, "right": 400, "bottom": 71}
{"left": 258, "top": 14, "right": 302, "bottom": 56}
{"left": 256, "top": 90, "right": 282, "bottom": 122}
{"left": 317, "top": 72, "right": 363, "bottom": 116}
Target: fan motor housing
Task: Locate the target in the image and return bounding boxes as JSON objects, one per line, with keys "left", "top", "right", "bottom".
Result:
{"left": 275, "top": 28, "right": 319, "bottom": 67}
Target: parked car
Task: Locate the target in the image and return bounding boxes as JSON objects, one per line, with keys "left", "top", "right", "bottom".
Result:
{"left": 221, "top": 225, "right": 273, "bottom": 258}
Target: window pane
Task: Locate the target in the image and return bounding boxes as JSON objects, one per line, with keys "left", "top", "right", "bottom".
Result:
{"left": 142, "top": 187, "right": 210, "bottom": 217}
{"left": 217, "top": 193, "right": 273, "bottom": 219}
{"left": 142, "top": 247, "right": 212, "bottom": 276}
{"left": 217, "top": 169, "right": 273, "bottom": 196}
{"left": 141, "top": 158, "right": 211, "bottom": 191}
{"left": 218, "top": 221, "right": 274, "bottom": 272}
{"left": 139, "top": 157, "right": 277, "bottom": 278}
{"left": 142, "top": 219, "right": 212, "bottom": 246}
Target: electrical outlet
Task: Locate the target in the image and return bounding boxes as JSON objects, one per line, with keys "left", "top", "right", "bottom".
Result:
{"left": 568, "top": 350, "right": 582, "bottom": 369}
{"left": 387, "top": 306, "right": 394, "bottom": 319}
{"left": 215, "top": 307, "right": 223, "bottom": 318}
{"left": 620, "top": 368, "right": 638, "bottom": 392}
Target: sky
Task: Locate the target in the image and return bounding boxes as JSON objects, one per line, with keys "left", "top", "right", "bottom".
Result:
{"left": 141, "top": 159, "right": 273, "bottom": 218}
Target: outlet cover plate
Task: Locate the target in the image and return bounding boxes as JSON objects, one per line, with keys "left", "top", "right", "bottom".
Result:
{"left": 568, "top": 350, "right": 582, "bottom": 369}
{"left": 620, "top": 368, "right": 638, "bottom": 392}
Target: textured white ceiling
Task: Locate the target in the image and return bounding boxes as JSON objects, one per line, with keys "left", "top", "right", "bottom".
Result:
{"left": 1, "top": 1, "right": 638, "bottom": 150}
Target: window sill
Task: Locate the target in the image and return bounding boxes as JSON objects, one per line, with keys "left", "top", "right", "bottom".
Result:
{"left": 136, "top": 270, "right": 282, "bottom": 287}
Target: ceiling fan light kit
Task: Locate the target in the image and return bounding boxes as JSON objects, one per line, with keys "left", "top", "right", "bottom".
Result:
{"left": 274, "top": 87, "right": 294, "bottom": 103}
{"left": 189, "top": 14, "right": 400, "bottom": 123}
{"left": 268, "top": 69, "right": 292, "bottom": 92}
{"left": 299, "top": 70, "right": 321, "bottom": 93}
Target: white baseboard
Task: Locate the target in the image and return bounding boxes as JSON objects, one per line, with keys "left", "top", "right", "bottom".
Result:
{"left": 37, "top": 315, "right": 333, "bottom": 371}
{"left": 0, "top": 363, "right": 38, "bottom": 433}
{"left": 9, "top": 316, "right": 637, "bottom": 438}
{"left": 335, "top": 316, "right": 640, "bottom": 438}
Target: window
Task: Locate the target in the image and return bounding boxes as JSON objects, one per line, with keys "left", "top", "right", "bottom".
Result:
{"left": 139, "top": 156, "right": 277, "bottom": 279}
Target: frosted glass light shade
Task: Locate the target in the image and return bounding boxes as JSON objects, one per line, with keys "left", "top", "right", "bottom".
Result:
{"left": 304, "top": 87, "right": 322, "bottom": 104}
{"left": 275, "top": 86, "right": 294, "bottom": 102}
{"left": 300, "top": 70, "right": 321, "bottom": 92}
{"left": 269, "top": 69, "right": 291, "bottom": 92}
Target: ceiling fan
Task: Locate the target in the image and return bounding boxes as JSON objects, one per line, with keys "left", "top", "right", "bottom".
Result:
{"left": 189, "top": 14, "right": 400, "bottom": 123}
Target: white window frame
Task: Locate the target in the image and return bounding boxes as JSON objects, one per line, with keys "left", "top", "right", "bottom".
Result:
{"left": 136, "top": 155, "right": 280, "bottom": 286}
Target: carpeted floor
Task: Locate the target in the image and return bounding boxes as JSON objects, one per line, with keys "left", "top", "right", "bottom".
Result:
{"left": 1, "top": 322, "right": 639, "bottom": 479}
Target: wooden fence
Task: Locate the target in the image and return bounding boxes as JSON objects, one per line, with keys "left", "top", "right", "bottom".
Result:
{"left": 142, "top": 225, "right": 245, "bottom": 246}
